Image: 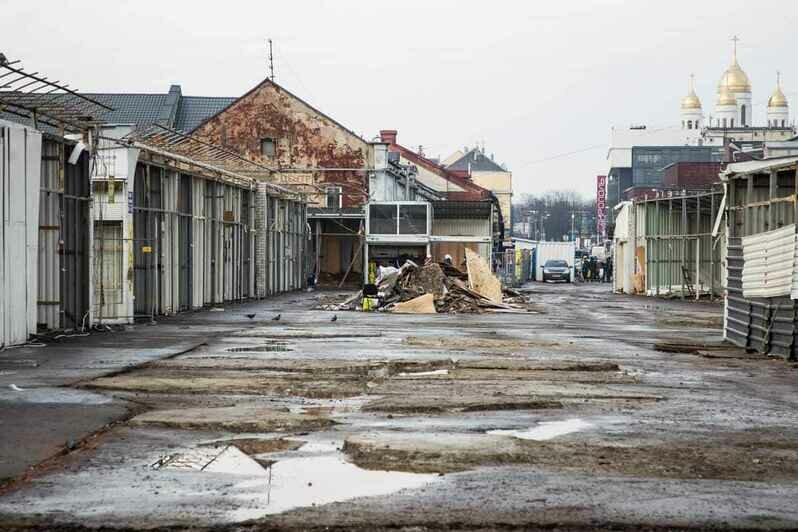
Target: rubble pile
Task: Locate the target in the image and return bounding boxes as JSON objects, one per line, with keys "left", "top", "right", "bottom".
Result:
{"left": 318, "top": 256, "right": 527, "bottom": 314}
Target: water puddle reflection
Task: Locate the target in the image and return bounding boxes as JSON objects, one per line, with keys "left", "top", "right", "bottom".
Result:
{"left": 488, "top": 418, "right": 594, "bottom": 440}
{"left": 154, "top": 439, "right": 437, "bottom": 519}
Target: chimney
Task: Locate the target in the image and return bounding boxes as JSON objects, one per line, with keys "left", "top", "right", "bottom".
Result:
{"left": 379, "top": 130, "right": 397, "bottom": 144}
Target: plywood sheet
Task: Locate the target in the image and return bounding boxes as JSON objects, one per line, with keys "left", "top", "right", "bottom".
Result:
{"left": 392, "top": 293, "right": 437, "bottom": 314}
{"left": 465, "top": 248, "right": 502, "bottom": 304}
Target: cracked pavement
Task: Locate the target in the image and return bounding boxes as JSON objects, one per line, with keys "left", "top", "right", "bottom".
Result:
{"left": 1, "top": 283, "right": 797, "bottom": 531}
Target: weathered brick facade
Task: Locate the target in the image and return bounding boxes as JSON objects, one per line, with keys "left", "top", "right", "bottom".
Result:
{"left": 192, "top": 80, "right": 373, "bottom": 208}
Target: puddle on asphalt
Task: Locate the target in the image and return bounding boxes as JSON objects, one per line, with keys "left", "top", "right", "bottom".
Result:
{"left": 153, "top": 439, "right": 438, "bottom": 519}
{"left": 0, "top": 386, "right": 114, "bottom": 405}
{"left": 488, "top": 418, "right": 594, "bottom": 440}
{"left": 396, "top": 369, "right": 449, "bottom": 377}
{"left": 226, "top": 343, "right": 291, "bottom": 353}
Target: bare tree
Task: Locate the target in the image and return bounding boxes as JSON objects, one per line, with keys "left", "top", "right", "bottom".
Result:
{"left": 512, "top": 191, "right": 597, "bottom": 242}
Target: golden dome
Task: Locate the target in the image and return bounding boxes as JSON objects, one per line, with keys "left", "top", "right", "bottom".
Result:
{"left": 769, "top": 73, "right": 788, "bottom": 108}
{"left": 718, "top": 39, "right": 751, "bottom": 93}
{"left": 718, "top": 63, "right": 751, "bottom": 93}
{"left": 681, "top": 75, "right": 702, "bottom": 110}
{"left": 682, "top": 93, "right": 702, "bottom": 109}
{"left": 717, "top": 77, "right": 737, "bottom": 106}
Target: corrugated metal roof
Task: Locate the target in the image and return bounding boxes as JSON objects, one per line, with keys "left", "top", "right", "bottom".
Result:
{"left": 742, "top": 224, "right": 795, "bottom": 298}
{"left": 722, "top": 156, "right": 798, "bottom": 178}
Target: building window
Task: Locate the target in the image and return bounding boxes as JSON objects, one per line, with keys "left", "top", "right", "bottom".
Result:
{"left": 722, "top": 118, "right": 727, "bottom": 128}
{"left": 695, "top": 119, "right": 700, "bottom": 128}
{"left": 260, "top": 138, "right": 276, "bottom": 158}
{"left": 325, "top": 185, "right": 342, "bottom": 209}
{"left": 730, "top": 118, "right": 735, "bottom": 127}
{"left": 741, "top": 105, "right": 747, "bottom": 125}
{"left": 687, "top": 120, "right": 692, "bottom": 129}
{"left": 782, "top": 120, "right": 786, "bottom": 128}
{"left": 682, "top": 120, "right": 685, "bottom": 129}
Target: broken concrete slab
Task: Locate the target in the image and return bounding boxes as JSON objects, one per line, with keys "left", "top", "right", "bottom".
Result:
{"left": 344, "top": 431, "right": 798, "bottom": 481}
{"left": 130, "top": 405, "right": 336, "bottom": 433}
{"left": 361, "top": 395, "right": 563, "bottom": 414}
{"left": 403, "top": 336, "right": 559, "bottom": 350}
{"left": 85, "top": 370, "right": 368, "bottom": 399}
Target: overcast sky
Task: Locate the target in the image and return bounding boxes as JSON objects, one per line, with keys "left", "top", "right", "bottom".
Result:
{"left": 2, "top": 1, "right": 796, "bottom": 199}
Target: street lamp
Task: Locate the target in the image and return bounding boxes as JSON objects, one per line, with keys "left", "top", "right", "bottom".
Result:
{"left": 571, "top": 212, "right": 575, "bottom": 242}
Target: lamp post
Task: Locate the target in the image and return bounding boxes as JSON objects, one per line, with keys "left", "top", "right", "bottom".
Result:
{"left": 571, "top": 212, "right": 575, "bottom": 242}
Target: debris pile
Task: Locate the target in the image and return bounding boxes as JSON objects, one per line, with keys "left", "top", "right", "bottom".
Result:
{"left": 318, "top": 251, "right": 528, "bottom": 314}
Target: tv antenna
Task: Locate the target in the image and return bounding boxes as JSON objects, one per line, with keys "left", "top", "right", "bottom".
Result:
{"left": 267, "top": 38, "right": 275, "bottom": 81}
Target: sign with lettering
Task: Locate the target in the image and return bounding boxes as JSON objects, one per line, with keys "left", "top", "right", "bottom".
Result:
{"left": 596, "top": 175, "right": 607, "bottom": 239}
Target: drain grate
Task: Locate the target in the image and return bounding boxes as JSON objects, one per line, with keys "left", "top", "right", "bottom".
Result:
{"left": 226, "top": 343, "right": 291, "bottom": 353}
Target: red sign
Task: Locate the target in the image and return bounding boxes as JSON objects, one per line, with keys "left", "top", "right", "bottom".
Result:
{"left": 596, "top": 175, "right": 607, "bottom": 238}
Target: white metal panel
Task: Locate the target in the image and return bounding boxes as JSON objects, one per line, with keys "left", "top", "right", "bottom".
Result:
{"left": 432, "top": 218, "right": 491, "bottom": 238}
{"left": 790, "top": 232, "right": 798, "bottom": 300}
{"left": 742, "top": 224, "right": 795, "bottom": 298}
{"left": 1, "top": 121, "right": 42, "bottom": 347}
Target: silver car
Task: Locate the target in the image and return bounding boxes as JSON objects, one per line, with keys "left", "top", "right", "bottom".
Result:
{"left": 542, "top": 259, "right": 571, "bottom": 282}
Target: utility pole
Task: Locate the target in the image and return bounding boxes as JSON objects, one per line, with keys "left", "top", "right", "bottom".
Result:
{"left": 267, "top": 38, "right": 275, "bottom": 81}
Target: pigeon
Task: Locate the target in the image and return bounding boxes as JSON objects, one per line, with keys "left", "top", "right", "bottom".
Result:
{"left": 271, "top": 314, "right": 281, "bottom": 321}
{"left": 245, "top": 313, "right": 256, "bottom": 320}
{"left": 331, "top": 315, "right": 338, "bottom": 322}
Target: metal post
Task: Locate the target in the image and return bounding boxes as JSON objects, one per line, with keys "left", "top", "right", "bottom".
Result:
{"left": 681, "top": 196, "right": 687, "bottom": 300}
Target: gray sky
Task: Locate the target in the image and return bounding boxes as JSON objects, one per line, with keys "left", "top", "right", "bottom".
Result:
{"left": 2, "top": 1, "right": 796, "bottom": 198}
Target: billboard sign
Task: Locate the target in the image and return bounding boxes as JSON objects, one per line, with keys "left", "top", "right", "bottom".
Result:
{"left": 596, "top": 175, "right": 607, "bottom": 239}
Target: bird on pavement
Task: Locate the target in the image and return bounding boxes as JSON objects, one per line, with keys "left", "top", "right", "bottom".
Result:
{"left": 245, "top": 313, "right": 256, "bottom": 320}
{"left": 272, "top": 314, "right": 281, "bottom": 321}
{"left": 331, "top": 315, "right": 338, "bottom": 322}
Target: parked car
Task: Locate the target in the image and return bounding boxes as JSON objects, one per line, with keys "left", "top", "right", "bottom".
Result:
{"left": 542, "top": 259, "right": 571, "bottom": 282}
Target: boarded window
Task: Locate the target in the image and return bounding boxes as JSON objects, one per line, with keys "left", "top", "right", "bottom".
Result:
{"left": 260, "top": 138, "right": 276, "bottom": 158}
{"left": 325, "top": 186, "right": 342, "bottom": 209}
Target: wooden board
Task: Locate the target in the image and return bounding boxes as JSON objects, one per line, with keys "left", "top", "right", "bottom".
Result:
{"left": 392, "top": 293, "right": 437, "bottom": 314}
{"left": 465, "top": 248, "right": 502, "bottom": 304}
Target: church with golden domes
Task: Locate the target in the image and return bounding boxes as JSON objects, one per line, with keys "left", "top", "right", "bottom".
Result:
{"left": 680, "top": 37, "right": 793, "bottom": 143}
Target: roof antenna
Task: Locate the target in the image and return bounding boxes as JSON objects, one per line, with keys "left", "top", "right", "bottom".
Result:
{"left": 267, "top": 38, "right": 275, "bottom": 81}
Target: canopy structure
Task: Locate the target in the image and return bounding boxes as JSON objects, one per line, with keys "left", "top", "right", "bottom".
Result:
{"left": 0, "top": 53, "right": 112, "bottom": 133}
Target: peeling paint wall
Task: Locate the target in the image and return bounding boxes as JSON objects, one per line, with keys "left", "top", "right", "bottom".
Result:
{"left": 193, "top": 81, "right": 373, "bottom": 208}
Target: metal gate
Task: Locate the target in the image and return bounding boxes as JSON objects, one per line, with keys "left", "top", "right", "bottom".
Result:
{"left": 133, "top": 165, "right": 161, "bottom": 319}
{"left": 38, "top": 138, "right": 91, "bottom": 331}
{"left": 177, "top": 174, "right": 193, "bottom": 310}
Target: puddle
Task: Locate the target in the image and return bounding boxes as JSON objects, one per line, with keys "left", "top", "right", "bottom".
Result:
{"left": 396, "top": 369, "right": 449, "bottom": 377}
{"left": 153, "top": 439, "right": 438, "bottom": 519}
{"left": 233, "top": 441, "right": 439, "bottom": 518}
{"left": 226, "top": 343, "right": 291, "bottom": 353}
{"left": 488, "top": 418, "right": 594, "bottom": 440}
{"left": 0, "top": 386, "right": 114, "bottom": 405}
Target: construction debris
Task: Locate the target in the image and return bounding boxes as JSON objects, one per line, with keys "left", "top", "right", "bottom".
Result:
{"left": 317, "top": 258, "right": 528, "bottom": 314}
{"left": 465, "top": 249, "right": 502, "bottom": 304}
{"left": 392, "top": 294, "right": 437, "bottom": 314}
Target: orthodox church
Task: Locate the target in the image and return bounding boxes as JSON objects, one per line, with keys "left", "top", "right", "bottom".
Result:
{"left": 680, "top": 38, "right": 793, "bottom": 142}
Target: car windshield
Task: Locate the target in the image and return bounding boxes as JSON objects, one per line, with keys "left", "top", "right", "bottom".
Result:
{"left": 545, "top": 260, "right": 568, "bottom": 268}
